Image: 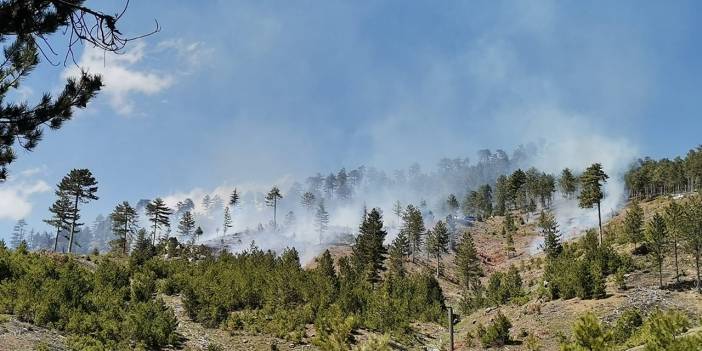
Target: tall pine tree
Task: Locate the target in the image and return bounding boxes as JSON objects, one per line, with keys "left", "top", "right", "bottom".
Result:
{"left": 265, "top": 186, "right": 283, "bottom": 229}
{"left": 146, "top": 198, "right": 172, "bottom": 245}
{"left": 56, "top": 169, "right": 98, "bottom": 253}
{"left": 579, "top": 163, "right": 609, "bottom": 244}
{"left": 109, "top": 201, "right": 138, "bottom": 255}
{"left": 352, "top": 208, "right": 387, "bottom": 285}
{"left": 427, "top": 220, "right": 450, "bottom": 277}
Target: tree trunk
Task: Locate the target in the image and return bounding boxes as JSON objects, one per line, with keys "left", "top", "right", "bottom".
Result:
{"left": 53, "top": 227, "right": 60, "bottom": 252}
{"left": 597, "top": 201, "right": 603, "bottom": 245}
{"left": 696, "top": 247, "right": 701, "bottom": 294}
{"left": 436, "top": 254, "right": 440, "bottom": 277}
{"left": 659, "top": 258, "right": 663, "bottom": 289}
{"left": 673, "top": 237, "right": 679, "bottom": 283}
{"left": 124, "top": 219, "right": 129, "bottom": 255}
{"left": 273, "top": 199, "right": 277, "bottom": 229}
{"left": 68, "top": 194, "right": 79, "bottom": 254}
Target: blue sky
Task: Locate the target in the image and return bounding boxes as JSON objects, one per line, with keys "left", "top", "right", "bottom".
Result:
{"left": 2, "top": 0, "right": 702, "bottom": 238}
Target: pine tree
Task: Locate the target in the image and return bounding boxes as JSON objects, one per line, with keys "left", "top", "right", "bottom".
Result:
{"left": 539, "top": 210, "right": 562, "bottom": 259}
{"left": 229, "top": 188, "right": 240, "bottom": 208}
{"left": 178, "top": 211, "right": 196, "bottom": 243}
{"left": 146, "top": 198, "right": 172, "bottom": 245}
{"left": 446, "top": 194, "right": 460, "bottom": 214}
{"left": 455, "top": 231, "right": 483, "bottom": 292}
{"left": 401, "top": 204, "right": 425, "bottom": 263}
{"left": 10, "top": 219, "right": 27, "bottom": 249}
{"left": 109, "top": 201, "right": 138, "bottom": 255}
{"left": 559, "top": 168, "right": 578, "bottom": 199}
{"left": 201, "top": 195, "right": 212, "bottom": 212}
{"left": 494, "top": 175, "right": 509, "bottom": 216}
{"left": 624, "top": 200, "right": 644, "bottom": 249}
{"left": 579, "top": 163, "right": 609, "bottom": 244}
{"left": 44, "top": 195, "right": 75, "bottom": 252}
{"left": 427, "top": 220, "right": 450, "bottom": 277}
{"left": 388, "top": 236, "right": 406, "bottom": 276}
{"left": 56, "top": 169, "right": 99, "bottom": 253}
{"left": 336, "top": 168, "right": 351, "bottom": 201}
{"left": 505, "top": 228, "right": 515, "bottom": 258}
{"left": 352, "top": 208, "right": 387, "bottom": 285}
{"left": 324, "top": 173, "right": 336, "bottom": 199}
{"left": 392, "top": 200, "right": 402, "bottom": 226}
{"left": 301, "top": 191, "right": 316, "bottom": 212}
{"left": 315, "top": 200, "right": 330, "bottom": 244}
{"left": 315, "top": 249, "right": 337, "bottom": 283}
{"left": 0, "top": 1, "right": 139, "bottom": 180}
{"left": 685, "top": 196, "right": 702, "bottom": 293}
{"left": 664, "top": 202, "right": 684, "bottom": 283}
{"left": 194, "top": 226, "right": 204, "bottom": 245}
{"left": 504, "top": 211, "right": 516, "bottom": 233}
{"left": 223, "top": 206, "right": 233, "bottom": 236}
{"left": 265, "top": 186, "right": 283, "bottom": 229}
{"left": 130, "top": 229, "right": 156, "bottom": 266}
{"left": 646, "top": 213, "right": 667, "bottom": 288}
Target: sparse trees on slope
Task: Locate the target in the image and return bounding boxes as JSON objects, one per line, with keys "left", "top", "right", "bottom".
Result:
{"left": 579, "top": 163, "right": 609, "bottom": 244}
{"left": 401, "top": 205, "right": 425, "bottom": 262}
{"left": 315, "top": 200, "right": 329, "bottom": 244}
{"left": 427, "top": 220, "right": 449, "bottom": 277}
{"left": 624, "top": 200, "right": 644, "bottom": 249}
{"left": 44, "top": 196, "right": 75, "bottom": 252}
{"left": 178, "top": 211, "right": 196, "bottom": 244}
{"left": 146, "top": 198, "right": 172, "bottom": 245}
{"left": 265, "top": 186, "right": 283, "bottom": 229}
{"left": 352, "top": 208, "right": 387, "bottom": 285}
{"left": 559, "top": 168, "right": 578, "bottom": 199}
{"left": 110, "top": 201, "right": 138, "bottom": 255}
{"left": 664, "top": 202, "right": 685, "bottom": 283}
{"left": 646, "top": 213, "right": 667, "bottom": 288}
{"left": 56, "top": 169, "right": 99, "bottom": 253}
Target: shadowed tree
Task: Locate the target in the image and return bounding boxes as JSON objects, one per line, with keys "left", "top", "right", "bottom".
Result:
{"left": 579, "top": 163, "right": 609, "bottom": 244}
{"left": 685, "top": 196, "right": 702, "bottom": 293}
{"left": 265, "top": 186, "right": 283, "bottom": 229}
{"left": 539, "top": 210, "right": 561, "bottom": 259}
{"left": 401, "top": 204, "right": 425, "bottom": 263}
{"left": 352, "top": 208, "right": 388, "bottom": 285}
{"left": 455, "top": 231, "right": 483, "bottom": 297}
{"left": 446, "top": 194, "right": 460, "bottom": 214}
{"left": 146, "top": 198, "right": 172, "bottom": 245}
{"left": 44, "top": 195, "right": 75, "bottom": 252}
{"left": 56, "top": 169, "right": 98, "bottom": 253}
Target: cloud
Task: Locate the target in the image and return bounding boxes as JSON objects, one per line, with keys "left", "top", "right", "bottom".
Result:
{"left": 63, "top": 41, "right": 174, "bottom": 116}
{"left": 0, "top": 170, "right": 51, "bottom": 221}
{"left": 156, "top": 39, "right": 214, "bottom": 72}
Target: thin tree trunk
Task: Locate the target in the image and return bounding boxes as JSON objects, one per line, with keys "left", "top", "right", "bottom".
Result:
{"left": 436, "top": 254, "right": 440, "bottom": 277}
{"left": 597, "top": 201, "right": 603, "bottom": 245}
{"left": 68, "top": 194, "right": 79, "bottom": 254}
{"left": 124, "top": 218, "right": 129, "bottom": 255}
{"left": 696, "top": 248, "right": 701, "bottom": 294}
{"left": 53, "top": 227, "right": 60, "bottom": 252}
{"left": 673, "top": 237, "right": 679, "bottom": 283}
{"left": 659, "top": 258, "right": 663, "bottom": 289}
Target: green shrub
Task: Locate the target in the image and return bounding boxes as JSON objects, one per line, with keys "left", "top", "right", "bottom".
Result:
{"left": 130, "top": 270, "right": 156, "bottom": 302}
{"left": 479, "top": 312, "right": 512, "bottom": 347}
{"left": 124, "top": 299, "right": 178, "bottom": 349}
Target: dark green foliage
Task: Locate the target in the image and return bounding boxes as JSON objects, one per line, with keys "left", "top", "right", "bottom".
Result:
{"left": 579, "top": 163, "right": 609, "bottom": 242}
{"left": 178, "top": 211, "right": 196, "bottom": 242}
{"left": 130, "top": 229, "right": 156, "bottom": 268}
{"left": 538, "top": 210, "right": 561, "bottom": 259}
{"left": 400, "top": 204, "right": 425, "bottom": 262}
{"left": 478, "top": 312, "right": 512, "bottom": 347}
{"left": 559, "top": 168, "right": 578, "bottom": 199}
{"left": 624, "top": 200, "right": 645, "bottom": 248}
{"left": 455, "top": 231, "right": 482, "bottom": 292}
{"left": 485, "top": 266, "right": 522, "bottom": 306}
{"left": 109, "top": 201, "right": 138, "bottom": 255}
{"left": 427, "top": 220, "right": 449, "bottom": 276}
{"left": 352, "top": 208, "right": 388, "bottom": 284}
{"left": 44, "top": 196, "right": 75, "bottom": 252}
{"left": 265, "top": 186, "right": 283, "bottom": 228}
{"left": 0, "top": 248, "right": 177, "bottom": 349}
{"left": 625, "top": 147, "right": 702, "bottom": 197}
